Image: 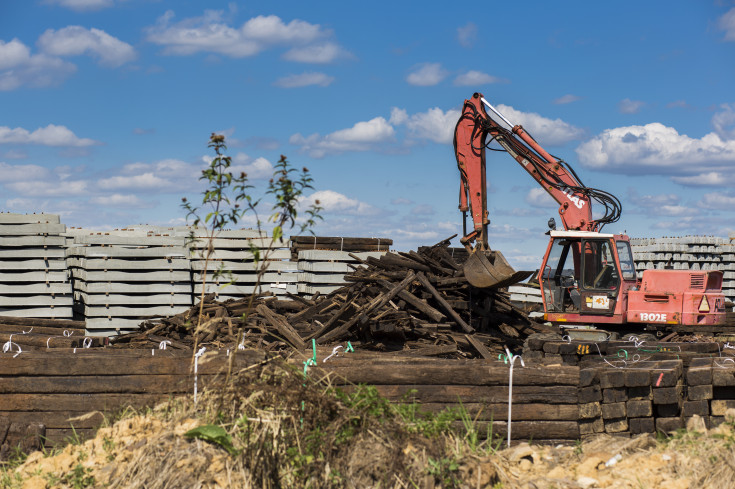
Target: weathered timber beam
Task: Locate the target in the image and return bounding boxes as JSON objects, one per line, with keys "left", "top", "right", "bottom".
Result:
{"left": 316, "top": 271, "right": 417, "bottom": 344}
{"left": 376, "top": 279, "right": 445, "bottom": 323}
{"left": 415, "top": 272, "right": 474, "bottom": 333}
{"left": 255, "top": 304, "right": 306, "bottom": 350}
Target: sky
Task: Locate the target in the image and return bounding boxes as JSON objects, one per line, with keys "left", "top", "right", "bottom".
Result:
{"left": 1, "top": 0, "right": 735, "bottom": 270}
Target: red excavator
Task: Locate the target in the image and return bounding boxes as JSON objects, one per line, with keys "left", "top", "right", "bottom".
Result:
{"left": 454, "top": 92, "right": 725, "bottom": 333}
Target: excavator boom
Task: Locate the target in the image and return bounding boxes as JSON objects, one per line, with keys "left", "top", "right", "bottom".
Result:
{"left": 454, "top": 93, "right": 622, "bottom": 288}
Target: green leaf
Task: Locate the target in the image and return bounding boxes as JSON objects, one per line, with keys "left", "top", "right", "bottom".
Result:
{"left": 184, "top": 424, "right": 239, "bottom": 456}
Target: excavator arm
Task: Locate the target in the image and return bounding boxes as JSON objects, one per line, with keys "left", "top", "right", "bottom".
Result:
{"left": 455, "top": 92, "right": 621, "bottom": 237}
{"left": 454, "top": 92, "right": 621, "bottom": 287}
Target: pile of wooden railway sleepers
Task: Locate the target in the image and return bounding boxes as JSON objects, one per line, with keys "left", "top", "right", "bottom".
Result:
{"left": 289, "top": 235, "right": 392, "bottom": 258}
{"left": 0, "top": 214, "right": 73, "bottom": 319}
{"left": 0, "top": 316, "right": 104, "bottom": 352}
{"left": 110, "top": 237, "right": 555, "bottom": 358}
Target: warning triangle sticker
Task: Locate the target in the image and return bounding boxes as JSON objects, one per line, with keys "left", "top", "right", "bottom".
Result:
{"left": 699, "top": 296, "right": 710, "bottom": 313}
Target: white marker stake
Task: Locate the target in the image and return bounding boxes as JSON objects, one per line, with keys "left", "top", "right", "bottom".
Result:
{"left": 504, "top": 347, "right": 525, "bottom": 448}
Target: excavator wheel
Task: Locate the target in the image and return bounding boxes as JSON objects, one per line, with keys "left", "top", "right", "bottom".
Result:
{"left": 463, "top": 249, "right": 534, "bottom": 289}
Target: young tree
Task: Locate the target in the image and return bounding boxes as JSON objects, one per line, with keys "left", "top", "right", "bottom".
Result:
{"left": 182, "top": 133, "right": 322, "bottom": 354}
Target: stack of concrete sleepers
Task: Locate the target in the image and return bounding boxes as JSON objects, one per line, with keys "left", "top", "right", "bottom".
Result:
{"left": 630, "top": 235, "right": 735, "bottom": 305}
{"left": 188, "top": 229, "right": 297, "bottom": 301}
{"left": 296, "top": 249, "right": 386, "bottom": 296}
{"left": 0, "top": 213, "right": 73, "bottom": 319}
{"left": 65, "top": 228, "right": 192, "bottom": 336}
{"left": 292, "top": 236, "right": 391, "bottom": 296}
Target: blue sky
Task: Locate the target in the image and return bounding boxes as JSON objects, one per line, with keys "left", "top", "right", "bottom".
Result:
{"left": 1, "top": 0, "right": 735, "bottom": 269}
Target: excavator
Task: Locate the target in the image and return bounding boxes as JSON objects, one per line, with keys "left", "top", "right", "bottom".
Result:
{"left": 454, "top": 92, "right": 726, "bottom": 334}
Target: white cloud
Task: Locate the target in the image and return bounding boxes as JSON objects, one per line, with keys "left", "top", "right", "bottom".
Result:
{"left": 453, "top": 70, "right": 505, "bottom": 86}
{"left": 0, "top": 162, "right": 50, "bottom": 182}
{"left": 145, "top": 11, "right": 346, "bottom": 63}
{"left": 654, "top": 205, "right": 697, "bottom": 217}
{"left": 37, "top": 26, "right": 136, "bottom": 67}
{"left": 282, "top": 43, "right": 346, "bottom": 63}
{"left": 525, "top": 188, "right": 557, "bottom": 208}
{"left": 146, "top": 10, "right": 259, "bottom": 57}
{"left": 89, "top": 194, "right": 155, "bottom": 208}
{"left": 303, "top": 190, "right": 381, "bottom": 216}
{"left": 626, "top": 190, "right": 697, "bottom": 217}
{"left": 273, "top": 72, "right": 334, "bottom": 88}
{"left": 618, "top": 98, "right": 644, "bottom": 114}
{"left": 666, "top": 100, "right": 691, "bottom": 109}
{"left": 457, "top": 22, "right": 477, "bottom": 48}
{"left": 43, "top": 0, "right": 114, "bottom": 11}
{"left": 1, "top": 150, "right": 27, "bottom": 159}
{"left": 0, "top": 39, "right": 32, "bottom": 70}
{"left": 712, "top": 103, "right": 735, "bottom": 141}
{"left": 495, "top": 104, "right": 586, "bottom": 145}
{"left": 718, "top": 7, "right": 735, "bottom": 41}
{"left": 231, "top": 153, "right": 274, "bottom": 179}
{"left": 0, "top": 39, "right": 76, "bottom": 91}
{"left": 406, "top": 63, "right": 448, "bottom": 86}
{"left": 290, "top": 116, "right": 395, "bottom": 157}
{"left": 97, "top": 173, "right": 169, "bottom": 190}
{"left": 411, "top": 204, "right": 435, "bottom": 216}
{"left": 390, "top": 107, "right": 459, "bottom": 144}
{"left": 390, "top": 229, "right": 441, "bottom": 241}
{"left": 97, "top": 158, "right": 198, "bottom": 191}
{"left": 241, "top": 15, "right": 324, "bottom": 43}
{"left": 698, "top": 192, "right": 735, "bottom": 210}
{"left": 6, "top": 180, "right": 88, "bottom": 197}
{"left": 0, "top": 124, "right": 98, "bottom": 147}
{"left": 627, "top": 190, "right": 680, "bottom": 208}
{"left": 553, "top": 94, "right": 581, "bottom": 105}
{"left": 671, "top": 172, "right": 731, "bottom": 186}
{"left": 576, "top": 122, "right": 735, "bottom": 179}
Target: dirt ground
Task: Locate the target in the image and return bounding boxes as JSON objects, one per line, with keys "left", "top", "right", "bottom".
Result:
{"left": 5, "top": 413, "right": 735, "bottom": 488}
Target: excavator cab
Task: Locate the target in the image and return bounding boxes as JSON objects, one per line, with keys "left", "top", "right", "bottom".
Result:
{"left": 539, "top": 231, "right": 637, "bottom": 320}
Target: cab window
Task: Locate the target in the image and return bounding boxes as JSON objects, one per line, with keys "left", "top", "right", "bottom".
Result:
{"left": 615, "top": 241, "right": 636, "bottom": 281}
{"left": 582, "top": 240, "right": 619, "bottom": 290}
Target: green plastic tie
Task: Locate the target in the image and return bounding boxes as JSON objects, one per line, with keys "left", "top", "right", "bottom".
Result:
{"left": 345, "top": 341, "right": 354, "bottom": 353}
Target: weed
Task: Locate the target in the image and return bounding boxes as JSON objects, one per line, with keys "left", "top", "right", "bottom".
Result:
{"left": 0, "top": 445, "right": 27, "bottom": 468}
{"left": 574, "top": 439, "right": 583, "bottom": 456}
{"left": 426, "top": 456, "right": 461, "bottom": 488}
{"left": 62, "top": 426, "right": 85, "bottom": 446}
{"left": 102, "top": 435, "right": 115, "bottom": 454}
{"left": 184, "top": 424, "right": 239, "bottom": 456}
{"left": 61, "top": 463, "right": 96, "bottom": 489}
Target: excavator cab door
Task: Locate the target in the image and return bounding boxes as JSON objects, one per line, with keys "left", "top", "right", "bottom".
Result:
{"left": 578, "top": 239, "right": 620, "bottom": 316}
{"left": 540, "top": 238, "right": 581, "bottom": 313}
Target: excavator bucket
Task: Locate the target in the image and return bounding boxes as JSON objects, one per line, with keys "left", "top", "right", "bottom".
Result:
{"left": 463, "top": 249, "right": 534, "bottom": 289}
